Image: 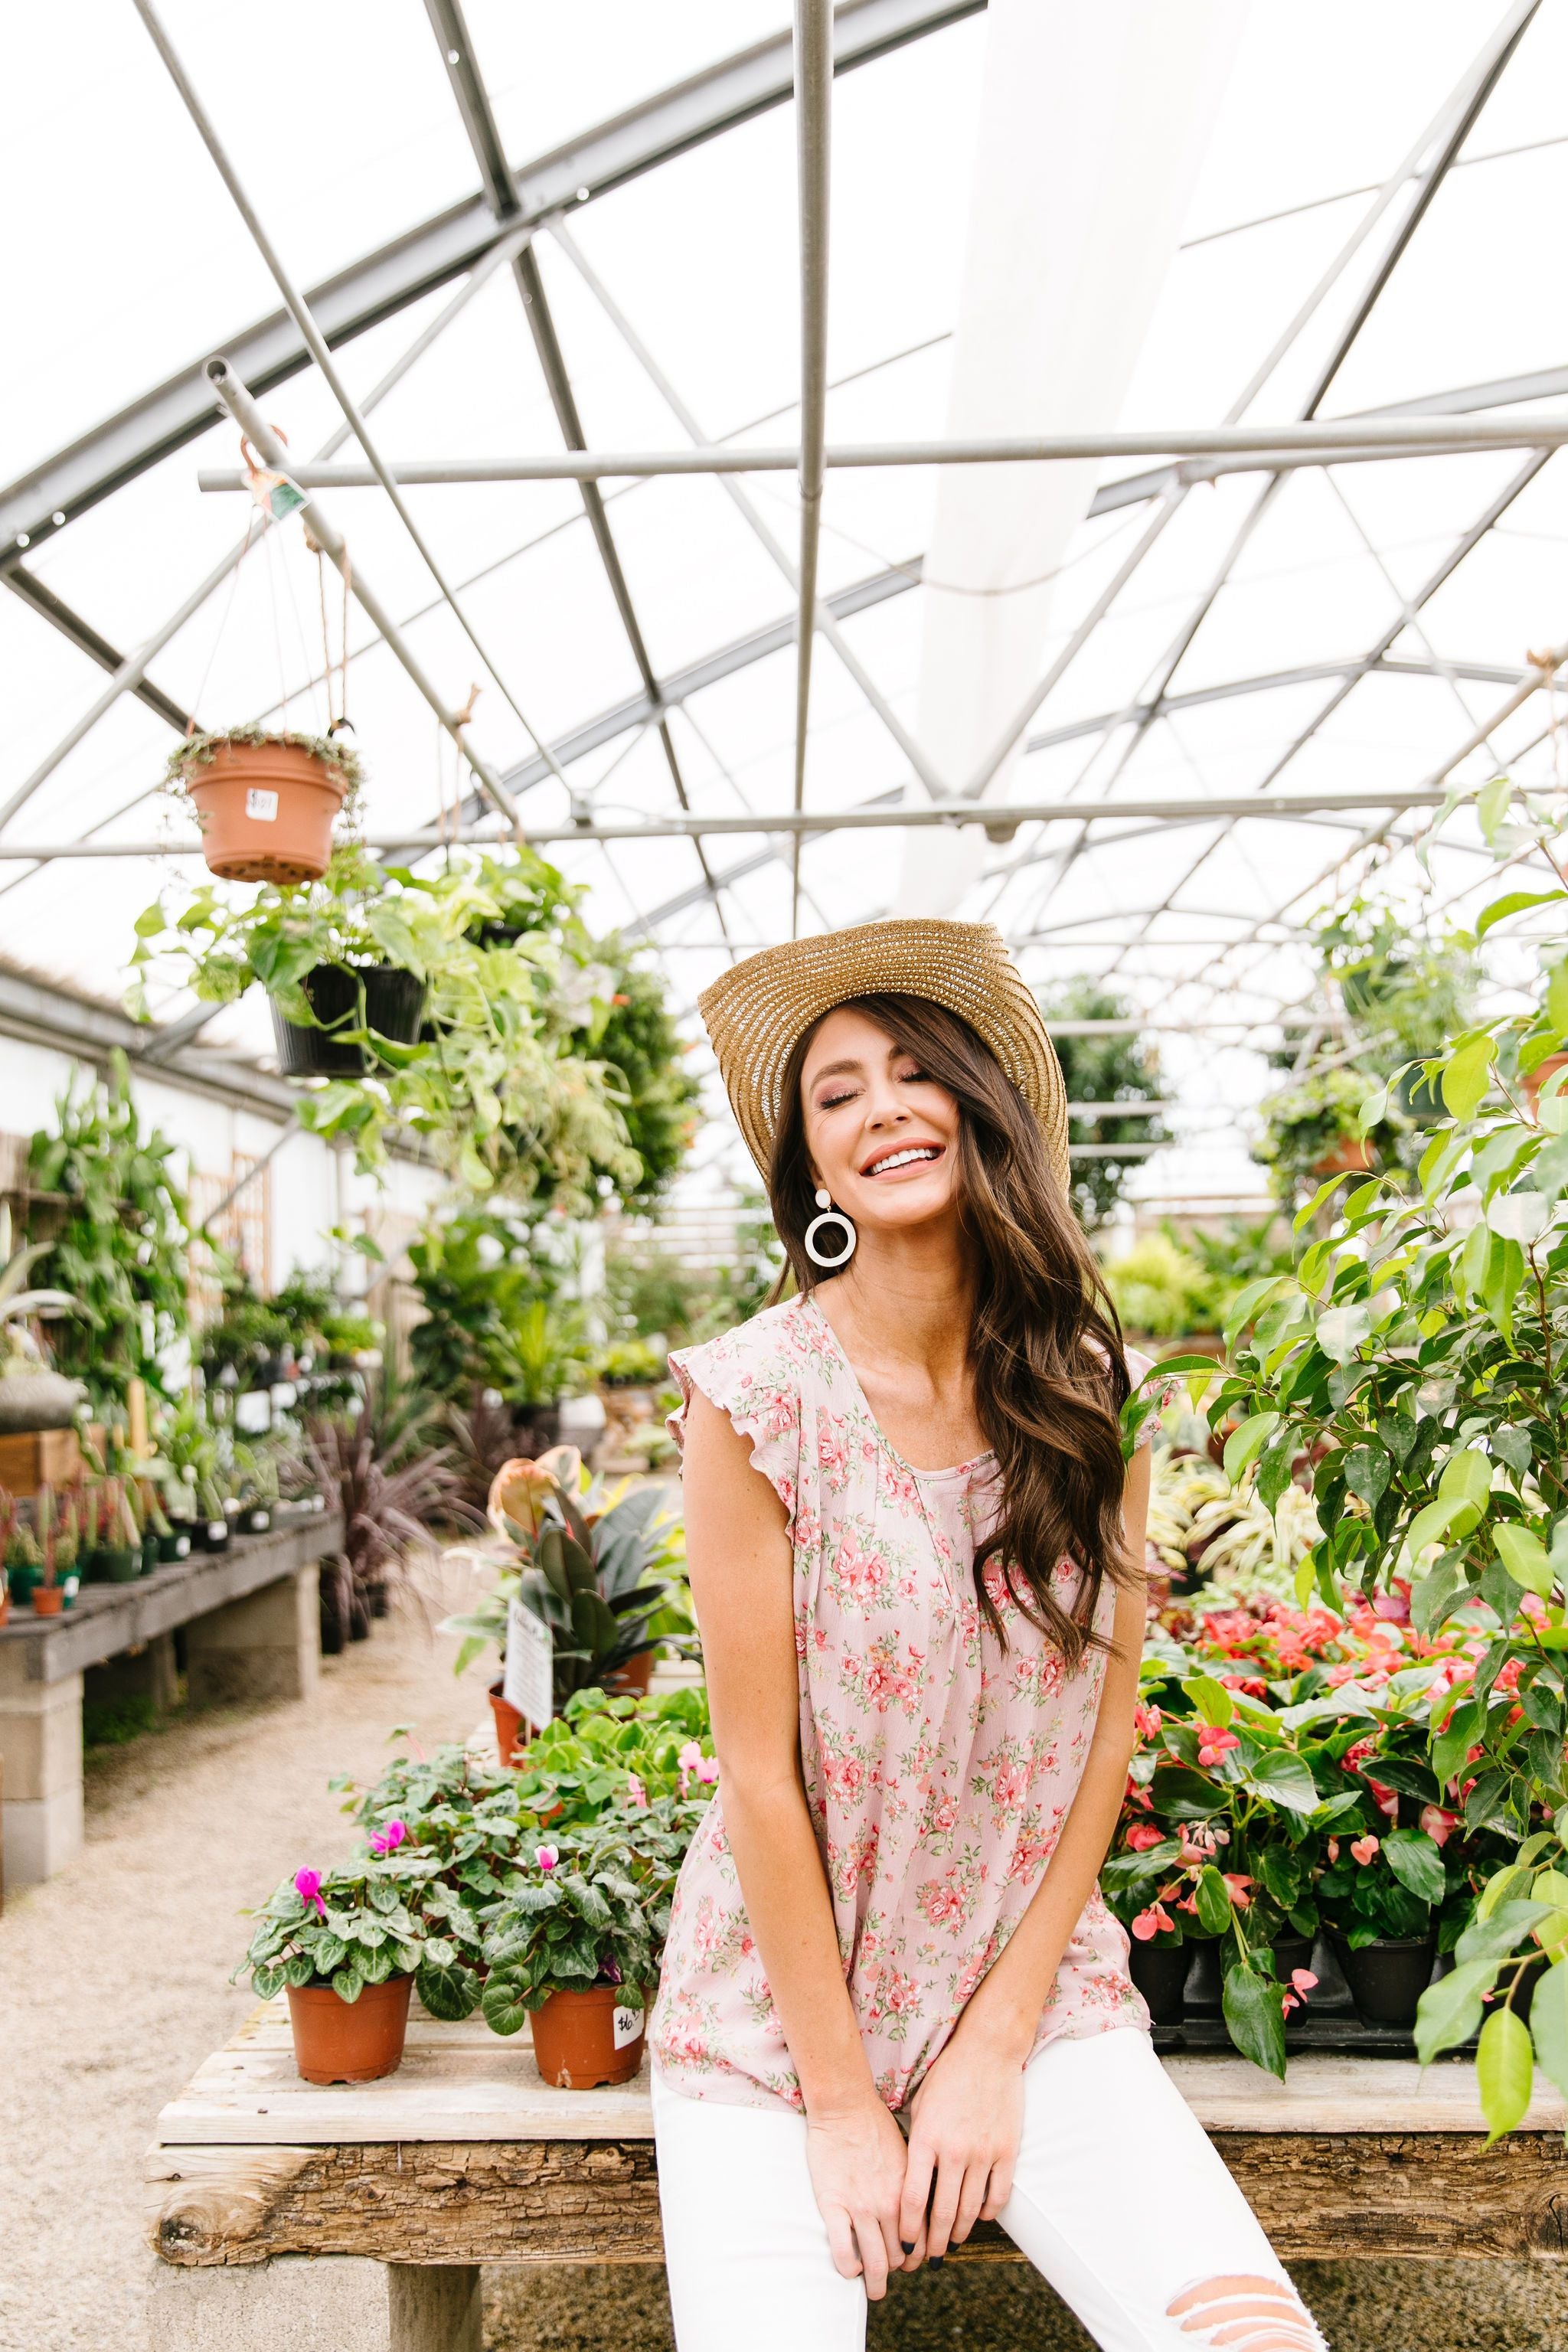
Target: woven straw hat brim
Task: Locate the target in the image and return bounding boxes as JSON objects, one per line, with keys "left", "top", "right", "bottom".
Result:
{"left": 697, "top": 920, "right": 1069, "bottom": 1192}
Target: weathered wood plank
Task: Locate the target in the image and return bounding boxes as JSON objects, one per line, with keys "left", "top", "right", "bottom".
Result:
{"left": 145, "top": 2131, "right": 1568, "bottom": 2268}
{"left": 157, "top": 2011, "right": 1568, "bottom": 2147}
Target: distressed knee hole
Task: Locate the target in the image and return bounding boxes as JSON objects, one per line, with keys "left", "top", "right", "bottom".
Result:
{"left": 1166, "top": 2273, "right": 1323, "bottom": 2352}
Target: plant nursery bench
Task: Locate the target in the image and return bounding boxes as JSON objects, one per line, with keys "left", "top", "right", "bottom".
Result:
{"left": 0, "top": 1509, "right": 342, "bottom": 1888}
{"left": 144, "top": 2002, "right": 1568, "bottom": 2352}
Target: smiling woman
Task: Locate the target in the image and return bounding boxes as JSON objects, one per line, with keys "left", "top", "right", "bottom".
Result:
{"left": 645, "top": 917, "right": 1323, "bottom": 2352}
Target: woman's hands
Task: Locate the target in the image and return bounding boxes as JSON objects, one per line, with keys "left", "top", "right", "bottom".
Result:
{"left": 898, "top": 2031, "right": 1026, "bottom": 2260}
{"left": 805, "top": 2095, "right": 921, "bottom": 2296}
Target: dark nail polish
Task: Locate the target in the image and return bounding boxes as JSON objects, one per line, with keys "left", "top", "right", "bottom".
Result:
{"left": 929, "top": 2256, "right": 944, "bottom": 2269}
{"left": 901, "top": 2241, "right": 916, "bottom": 2255}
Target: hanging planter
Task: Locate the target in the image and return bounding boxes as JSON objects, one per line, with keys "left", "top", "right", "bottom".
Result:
{"left": 270, "top": 964, "right": 426, "bottom": 1079}
{"left": 169, "top": 730, "right": 359, "bottom": 887}
{"left": 1311, "top": 1132, "right": 1374, "bottom": 1180}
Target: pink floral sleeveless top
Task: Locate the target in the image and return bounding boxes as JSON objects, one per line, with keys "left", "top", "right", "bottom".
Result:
{"left": 649, "top": 1292, "right": 1150, "bottom": 2114}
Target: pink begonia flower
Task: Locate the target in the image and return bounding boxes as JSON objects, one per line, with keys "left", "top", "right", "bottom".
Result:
{"left": 1291, "top": 1968, "right": 1319, "bottom": 1996}
{"left": 1351, "top": 1834, "right": 1380, "bottom": 1867}
{"left": 1196, "top": 1725, "right": 1241, "bottom": 1768}
{"left": 295, "top": 1867, "right": 326, "bottom": 1918}
{"left": 369, "top": 1818, "right": 407, "bottom": 1857}
{"left": 1125, "top": 1822, "right": 1165, "bottom": 1852}
{"left": 1327, "top": 1837, "right": 1341, "bottom": 1864}
{"left": 1131, "top": 1902, "right": 1174, "bottom": 1942}
{"left": 1221, "top": 1873, "right": 1253, "bottom": 1910}
{"left": 1419, "top": 1805, "right": 1459, "bottom": 1847}
{"left": 1134, "top": 1703, "right": 1162, "bottom": 1740}
{"left": 626, "top": 1772, "right": 649, "bottom": 1810}
{"left": 535, "top": 1844, "right": 560, "bottom": 1872}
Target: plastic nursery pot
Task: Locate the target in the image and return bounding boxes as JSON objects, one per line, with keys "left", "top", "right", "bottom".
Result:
{"left": 603, "top": 1651, "right": 655, "bottom": 1699}
{"left": 102, "top": 1547, "right": 140, "bottom": 1585}
{"left": 186, "top": 737, "right": 349, "bottom": 885}
{"left": 1272, "top": 1935, "right": 1316, "bottom": 1991}
{"left": 239, "top": 1506, "right": 273, "bottom": 1536}
{"left": 31, "top": 1584, "right": 64, "bottom": 1616}
{"left": 7, "top": 1563, "right": 41, "bottom": 1608}
{"left": 1128, "top": 1938, "right": 1189, "bottom": 2027}
{"left": 1332, "top": 1934, "right": 1437, "bottom": 2027}
{"left": 530, "top": 1985, "right": 647, "bottom": 2089}
{"left": 198, "top": 1518, "right": 230, "bottom": 1554}
{"left": 158, "top": 1530, "right": 191, "bottom": 1563}
{"left": 488, "top": 1680, "right": 533, "bottom": 1766}
{"left": 1182, "top": 1941, "right": 1224, "bottom": 2016}
{"left": 286, "top": 1974, "right": 413, "bottom": 2085}
{"left": 1312, "top": 1133, "right": 1374, "bottom": 1179}
{"left": 270, "top": 963, "right": 426, "bottom": 1080}
{"left": 141, "top": 1533, "right": 159, "bottom": 1577}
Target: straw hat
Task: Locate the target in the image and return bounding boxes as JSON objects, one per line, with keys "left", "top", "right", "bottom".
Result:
{"left": 697, "top": 919, "right": 1070, "bottom": 1191}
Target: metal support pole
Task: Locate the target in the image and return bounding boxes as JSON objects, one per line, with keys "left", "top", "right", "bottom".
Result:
{"left": 129, "top": 0, "right": 563, "bottom": 807}
{"left": 205, "top": 361, "right": 521, "bottom": 826}
{"left": 792, "top": 0, "right": 832, "bottom": 933}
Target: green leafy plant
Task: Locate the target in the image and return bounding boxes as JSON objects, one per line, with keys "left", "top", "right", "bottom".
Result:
{"left": 237, "top": 1851, "right": 482, "bottom": 2018}
{"left": 1038, "top": 979, "right": 1166, "bottom": 1230}
{"left": 1103, "top": 1233, "right": 1220, "bottom": 1340}
{"left": 443, "top": 1449, "right": 681, "bottom": 1703}
{"left": 0, "top": 1206, "right": 79, "bottom": 1381}
{"left": 511, "top": 1685, "right": 715, "bottom": 1827}
{"left": 26, "top": 1054, "right": 189, "bottom": 1412}
{"left": 479, "top": 1797, "right": 701, "bottom": 2029}
{"left": 596, "top": 1337, "right": 665, "bottom": 1388}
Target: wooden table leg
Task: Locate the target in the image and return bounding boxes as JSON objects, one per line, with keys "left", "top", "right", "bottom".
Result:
{"left": 146, "top": 2252, "right": 482, "bottom": 2351}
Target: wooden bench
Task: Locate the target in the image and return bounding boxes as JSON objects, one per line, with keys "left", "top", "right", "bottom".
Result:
{"left": 0, "top": 1511, "right": 342, "bottom": 1885}
{"left": 144, "top": 2001, "right": 1568, "bottom": 2352}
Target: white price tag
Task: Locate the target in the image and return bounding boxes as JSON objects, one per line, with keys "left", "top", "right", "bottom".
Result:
{"left": 244, "top": 786, "right": 279, "bottom": 822}
{"left": 502, "top": 1599, "right": 554, "bottom": 1732}
{"left": 612, "top": 2004, "right": 645, "bottom": 2050}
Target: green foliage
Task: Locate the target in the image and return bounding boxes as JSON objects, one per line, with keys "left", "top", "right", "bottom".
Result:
{"left": 480, "top": 1797, "right": 702, "bottom": 2020}
{"left": 1104, "top": 1233, "right": 1219, "bottom": 1338}
{"left": 590, "top": 959, "right": 702, "bottom": 1207}
{"left": 510, "top": 1685, "right": 714, "bottom": 1828}
{"left": 237, "top": 1852, "right": 479, "bottom": 2015}
{"left": 27, "top": 1054, "right": 189, "bottom": 1413}
{"left": 128, "top": 848, "right": 688, "bottom": 1212}
{"left": 1038, "top": 980, "right": 1165, "bottom": 1230}
{"left": 1254, "top": 1064, "right": 1389, "bottom": 1204}
{"left": 596, "top": 1338, "right": 665, "bottom": 1387}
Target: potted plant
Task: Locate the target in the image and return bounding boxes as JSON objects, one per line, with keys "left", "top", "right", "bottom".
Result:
{"left": 302, "top": 1382, "right": 472, "bottom": 1648}
{"left": 481, "top": 1799, "right": 699, "bottom": 2086}
{"left": 236, "top": 1847, "right": 472, "bottom": 2084}
{"left": 1256, "top": 1065, "right": 1387, "bottom": 1196}
{"left": 0, "top": 1208, "right": 82, "bottom": 1435}
{"left": 443, "top": 1450, "right": 681, "bottom": 1757}
{"left": 51, "top": 1491, "right": 80, "bottom": 1605}
{"left": 196, "top": 1477, "right": 231, "bottom": 1553}
{"left": 164, "top": 725, "right": 361, "bottom": 886}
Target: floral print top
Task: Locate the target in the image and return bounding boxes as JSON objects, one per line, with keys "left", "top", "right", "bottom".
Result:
{"left": 649, "top": 1292, "right": 1151, "bottom": 2115}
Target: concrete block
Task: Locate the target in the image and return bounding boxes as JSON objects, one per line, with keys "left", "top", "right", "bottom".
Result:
{"left": 0, "top": 1664, "right": 83, "bottom": 1804}
{"left": 147, "top": 2255, "right": 482, "bottom": 2352}
{"left": 2, "top": 1782, "right": 83, "bottom": 1883}
{"left": 186, "top": 1563, "right": 320, "bottom": 1708}
{"left": 87, "top": 1632, "right": 179, "bottom": 1714}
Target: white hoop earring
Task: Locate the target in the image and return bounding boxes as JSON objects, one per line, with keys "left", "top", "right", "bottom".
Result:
{"left": 804, "top": 1187, "right": 857, "bottom": 1269}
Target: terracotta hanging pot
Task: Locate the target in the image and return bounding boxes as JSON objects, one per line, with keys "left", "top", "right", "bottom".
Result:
{"left": 185, "top": 737, "right": 349, "bottom": 884}
{"left": 530, "top": 1984, "right": 646, "bottom": 2088}
{"left": 286, "top": 1974, "right": 413, "bottom": 2084}
{"left": 1524, "top": 1050, "right": 1568, "bottom": 1125}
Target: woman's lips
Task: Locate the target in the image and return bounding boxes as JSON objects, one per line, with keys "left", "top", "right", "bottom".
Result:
{"left": 860, "top": 1142, "right": 945, "bottom": 1180}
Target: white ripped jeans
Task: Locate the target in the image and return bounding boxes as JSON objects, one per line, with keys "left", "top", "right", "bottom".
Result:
{"left": 652, "top": 2027, "right": 1325, "bottom": 2352}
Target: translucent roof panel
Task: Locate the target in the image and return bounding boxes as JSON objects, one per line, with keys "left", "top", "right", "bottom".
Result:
{"left": 4, "top": 0, "right": 1567, "bottom": 1210}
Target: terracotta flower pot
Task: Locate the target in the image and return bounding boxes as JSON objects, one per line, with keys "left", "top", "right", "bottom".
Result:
{"left": 489, "top": 1679, "right": 534, "bottom": 1765}
{"left": 603, "top": 1651, "right": 655, "bottom": 1699}
{"left": 530, "top": 1984, "right": 646, "bottom": 2089}
{"left": 31, "top": 1584, "right": 64, "bottom": 1616}
{"left": 1312, "top": 1133, "right": 1374, "bottom": 1179}
{"left": 286, "top": 1975, "right": 412, "bottom": 2084}
{"left": 186, "top": 738, "right": 348, "bottom": 885}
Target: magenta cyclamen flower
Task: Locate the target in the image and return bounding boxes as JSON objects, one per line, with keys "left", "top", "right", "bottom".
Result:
{"left": 535, "top": 1844, "right": 560, "bottom": 1871}
{"left": 369, "top": 1818, "right": 407, "bottom": 1857}
{"left": 294, "top": 1867, "right": 326, "bottom": 1918}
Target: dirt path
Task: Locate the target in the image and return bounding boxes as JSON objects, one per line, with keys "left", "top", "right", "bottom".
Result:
{"left": 0, "top": 1592, "right": 489, "bottom": 2352}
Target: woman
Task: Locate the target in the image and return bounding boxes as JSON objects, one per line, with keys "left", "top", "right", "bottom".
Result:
{"left": 649, "top": 920, "right": 1321, "bottom": 2352}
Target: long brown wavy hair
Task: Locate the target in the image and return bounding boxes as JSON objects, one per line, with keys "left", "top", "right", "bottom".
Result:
{"left": 769, "top": 992, "right": 1134, "bottom": 1665}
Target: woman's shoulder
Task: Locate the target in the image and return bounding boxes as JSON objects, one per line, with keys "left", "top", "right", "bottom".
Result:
{"left": 667, "top": 1293, "right": 818, "bottom": 1419}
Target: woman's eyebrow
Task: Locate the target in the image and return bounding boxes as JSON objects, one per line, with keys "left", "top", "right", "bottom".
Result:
{"left": 808, "top": 1057, "right": 864, "bottom": 1085}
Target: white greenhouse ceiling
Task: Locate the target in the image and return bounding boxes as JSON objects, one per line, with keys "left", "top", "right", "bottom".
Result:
{"left": 4, "top": 0, "right": 1568, "bottom": 1200}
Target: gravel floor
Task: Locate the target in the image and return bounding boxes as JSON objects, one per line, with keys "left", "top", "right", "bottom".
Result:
{"left": 4, "top": 1599, "right": 1564, "bottom": 2352}
{"left": 0, "top": 1589, "right": 489, "bottom": 2352}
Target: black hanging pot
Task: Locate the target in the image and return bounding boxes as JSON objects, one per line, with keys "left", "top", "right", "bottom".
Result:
{"left": 270, "top": 964, "right": 426, "bottom": 1079}
{"left": 1332, "top": 1933, "right": 1437, "bottom": 2027}
{"left": 1128, "top": 1939, "right": 1189, "bottom": 2027}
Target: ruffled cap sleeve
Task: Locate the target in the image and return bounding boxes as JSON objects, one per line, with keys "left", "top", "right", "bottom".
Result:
{"left": 668, "top": 1316, "right": 802, "bottom": 1533}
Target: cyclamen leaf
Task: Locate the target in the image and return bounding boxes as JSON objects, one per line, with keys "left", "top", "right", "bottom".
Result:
{"left": 252, "top": 1965, "right": 285, "bottom": 2001}
{"left": 480, "top": 1975, "right": 534, "bottom": 2037}
{"left": 331, "top": 1965, "right": 365, "bottom": 2005}
{"left": 1477, "top": 2007, "right": 1534, "bottom": 2145}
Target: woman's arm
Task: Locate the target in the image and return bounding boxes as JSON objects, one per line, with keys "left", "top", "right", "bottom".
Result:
{"left": 899, "top": 1442, "right": 1152, "bottom": 2260}
{"left": 681, "top": 1387, "right": 913, "bottom": 2294}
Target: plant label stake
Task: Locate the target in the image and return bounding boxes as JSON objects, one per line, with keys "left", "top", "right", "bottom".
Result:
{"left": 504, "top": 1598, "right": 554, "bottom": 1730}
{"left": 612, "top": 2003, "right": 645, "bottom": 2050}
{"left": 244, "top": 787, "right": 279, "bottom": 822}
